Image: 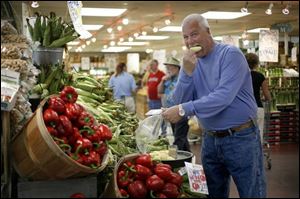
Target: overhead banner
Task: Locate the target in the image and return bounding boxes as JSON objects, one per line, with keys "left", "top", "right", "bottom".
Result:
{"left": 259, "top": 29, "right": 279, "bottom": 62}
{"left": 67, "top": 1, "right": 92, "bottom": 39}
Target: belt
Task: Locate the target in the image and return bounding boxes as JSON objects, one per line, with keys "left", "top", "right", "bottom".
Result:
{"left": 207, "top": 120, "right": 255, "bottom": 138}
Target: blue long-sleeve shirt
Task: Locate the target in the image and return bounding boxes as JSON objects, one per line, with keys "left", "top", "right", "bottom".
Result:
{"left": 109, "top": 72, "right": 137, "bottom": 100}
{"left": 173, "top": 43, "right": 257, "bottom": 130}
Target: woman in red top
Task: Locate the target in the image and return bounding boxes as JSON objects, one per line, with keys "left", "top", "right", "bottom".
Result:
{"left": 147, "top": 59, "right": 165, "bottom": 109}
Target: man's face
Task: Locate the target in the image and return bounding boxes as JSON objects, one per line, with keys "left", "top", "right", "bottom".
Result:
{"left": 182, "top": 20, "right": 212, "bottom": 58}
{"left": 166, "top": 65, "right": 179, "bottom": 76}
{"left": 150, "top": 61, "right": 158, "bottom": 72}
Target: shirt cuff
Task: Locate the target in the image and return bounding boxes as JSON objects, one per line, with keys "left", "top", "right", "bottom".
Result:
{"left": 182, "top": 101, "right": 195, "bottom": 117}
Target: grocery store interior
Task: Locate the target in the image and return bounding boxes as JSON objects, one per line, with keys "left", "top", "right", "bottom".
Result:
{"left": 1, "top": 1, "right": 299, "bottom": 198}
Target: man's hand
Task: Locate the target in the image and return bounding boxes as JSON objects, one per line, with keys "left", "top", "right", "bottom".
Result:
{"left": 161, "top": 105, "right": 182, "bottom": 123}
{"left": 162, "top": 75, "right": 170, "bottom": 82}
{"left": 182, "top": 50, "right": 197, "bottom": 75}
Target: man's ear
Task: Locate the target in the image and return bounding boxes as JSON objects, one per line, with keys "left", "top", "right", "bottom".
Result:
{"left": 207, "top": 28, "right": 211, "bottom": 35}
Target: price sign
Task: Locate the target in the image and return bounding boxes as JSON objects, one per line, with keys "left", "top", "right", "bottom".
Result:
{"left": 259, "top": 29, "right": 279, "bottom": 62}
{"left": 185, "top": 162, "right": 209, "bottom": 195}
{"left": 67, "top": 1, "right": 92, "bottom": 39}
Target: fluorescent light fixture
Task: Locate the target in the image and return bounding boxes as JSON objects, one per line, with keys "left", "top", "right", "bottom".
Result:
{"left": 101, "top": 46, "right": 132, "bottom": 52}
{"left": 247, "top": 28, "right": 270, "bottom": 33}
{"left": 136, "top": 35, "right": 169, "bottom": 40}
{"left": 82, "top": 25, "right": 103, "bottom": 30}
{"left": 213, "top": 36, "right": 223, "bottom": 41}
{"left": 201, "top": 11, "right": 251, "bottom": 19}
{"left": 159, "top": 26, "right": 181, "bottom": 32}
{"left": 67, "top": 41, "right": 80, "bottom": 45}
{"left": 81, "top": 8, "right": 126, "bottom": 17}
{"left": 118, "top": 42, "right": 149, "bottom": 46}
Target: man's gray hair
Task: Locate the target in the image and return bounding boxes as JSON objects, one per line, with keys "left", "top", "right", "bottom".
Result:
{"left": 181, "top": 13, "right": 210, "bottom": 29}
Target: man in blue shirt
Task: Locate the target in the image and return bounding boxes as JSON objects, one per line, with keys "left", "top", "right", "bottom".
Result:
{"left": 109, "top": 62, "right": 137, "bottom": 113}
{"left": 162, "top": 14, "right": 266, "bottom": 198}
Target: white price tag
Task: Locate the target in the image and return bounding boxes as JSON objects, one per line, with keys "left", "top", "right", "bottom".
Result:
{"left": 184, "top": 162, "right": 209, "bottom": 195}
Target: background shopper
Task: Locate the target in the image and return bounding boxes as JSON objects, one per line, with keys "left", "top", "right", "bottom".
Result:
{"left": 109, "top": 62, "right": 137, "bottom": 113}
{"left": 162, "top": 13, "right": 266, "bottom": 198}
{"left": 245, "top": 52, "right": 272, "bottom": 143}
{"left": 158, "top": 57, "right": 190, "bottom": 151}
{"left": 146, "top": 59, "right": 165, "bottom": 109}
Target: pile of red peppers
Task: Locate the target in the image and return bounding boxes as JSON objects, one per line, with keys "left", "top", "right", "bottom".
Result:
{"left": 43, "top": 86, "right": 112, "bottom": 168}
{"left": 117, "top": 154, "right": 183, "bottom": 198}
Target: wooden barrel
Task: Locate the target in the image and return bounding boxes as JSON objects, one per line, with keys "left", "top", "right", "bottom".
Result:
{"left": 11, "top": 97, "right": 108, "bottom": 181}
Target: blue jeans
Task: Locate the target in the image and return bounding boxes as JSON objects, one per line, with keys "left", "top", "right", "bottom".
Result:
{"left": 148, "top": 99, "right": 162, "bottom": 110}
{"left": 201, "top": 126, "right": 266, "bottom": 198}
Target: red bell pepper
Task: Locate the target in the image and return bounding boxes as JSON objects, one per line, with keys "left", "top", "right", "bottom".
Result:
{"left": 65, "top": 103, "right": 82, "bottom": 121}
{"left": 59, "top": 115, "right": 73, "bottom": 136}
{"left": 154, "top": 166, "right": 173, "bottom": 181}
{"left": 150, "top": 191, "right": 167, "bottom": 198}
{"left": 117, "top": 170, "right": 132, "bottom": 188}
{"left": 43, "top": 108, "right": 59, "bottom": 127}
{"left": 135, "top": 154, "right": 153, "bottom": 169}
{"left": 46, "top": 126, "right": 58, "bottom": 137}
{"left": 134, "top": 164, "right": 152, "bottom": 181}
{"left": 70, "top": 192, "right": 86, "bottom": 198}
{"left": 167, "top": 172, "right": 183, "bottom": 188}
{"left": 74, "top": 137, "right": 92, "bottom": 155}
{"left": 98, "top": 124, "right": 112, "bottom": 141}
{"left": 155, "top": 163, "right": 172, "bottom": 170}
{"left": 146, "top": 175, "right": 165, "bottom": 192}
{"left": 119, "top": 189, "right": 129, "bottom": 198}
{"left": 80, "top": 126, "right": 101, "bottom": 143}
{"left": 127, "top": 180, "right": 147, "bottom": 198}
{"left": 69, "top": 127, "right": 82, "bottom": 146}
{"left": 85, "top": 150, "right": 101, "bottom": 168}
{"left": 60, "top": 86, "right": 78, "bottom": 103}
{"left": 161, "top": 183, "right": 179, "bottom": 198}
{"left": 48, "top": 96, "right": 66, "bottom": 114}
{"left": 77, "top": 112, "right": 95, "bottom": 128}
{"left": 93, "top": 141, "right": 107, "bottom": 156}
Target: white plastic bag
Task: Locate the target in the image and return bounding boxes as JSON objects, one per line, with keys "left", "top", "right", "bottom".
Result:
{"left": 135, "top": 115, "right": 163, "bottom": 153}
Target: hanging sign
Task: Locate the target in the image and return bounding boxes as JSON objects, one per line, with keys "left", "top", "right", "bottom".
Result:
{"left": 67, "top": 1, "right": 92, "bottom": 39}
{"left": 271, "top": 23, "right": 293, "bottom": 33}
{"left": 259, "top": 29, "right": 279, "bottom": 62}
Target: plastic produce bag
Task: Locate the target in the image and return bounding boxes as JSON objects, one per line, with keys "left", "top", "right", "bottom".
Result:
{"left": 135, "top": 114, "right": 173, "bottom": 153}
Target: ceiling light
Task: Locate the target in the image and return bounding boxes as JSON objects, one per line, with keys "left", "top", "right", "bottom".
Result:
{"left": 152, "top": 27, "right": 158, "bottom": 32}
{"left": 101, "top": 46, "right": 132, "bottom": 52}
{"left": 110, "top": 41, "right": 116, "bottom": 46}
{"left": 107, "top": 28, "right": 113, "bottom": 33}
{"left": 265, "top": 3, "right": 273, "bottom": 15}
{"left": 103, "top": 45, "right": 108, "bottom": 49}
{"left": 91, "top": 37, "right": 96, "bottom": 42}
{"left": 122, "top": 18, "right": 129, "bottom": 25}
{"left": 119, "top": 38, "right": 124, "bottom": 42}
{"left": 165, "top": 19, "right": 171, "bottom": 25}
{"left": 213, "top": 36, "right": 223, "bottom": 41}
{"left": 247, "top": 28, "right": 270, "bottom": 33}
{"left": 118, "top": 41, "right": 149, "bottom": 46}
{"left": 136, "top": 35, "right": 169, "bottom": 40}
{"left": 134, "top": 33, "right": 139, "bottom": 38}
{"left": 82, "top": 25, "right": 103, "bottom": 31}
{"left": 159, "top": 26, "right": 181, "bottom": 32}
{"left": 282, "top": 3, "right": 290, "bottom": 15}
{"left": 67, "top": 41, "right": 80, "bottom": 45}
{"left": 182, "top": 46, "right": 187, "bottom": 50}
{"left": 117, "top": 26, "right": 123, "bottom": 31}
{"left": 201, "top": 11, "right": 251, "bottom": 19}
{"left": 241, "top": 1, "right": 248, "bottom": 13}
{"left": 81, "top": 8, "right": 126, "bottom": 17}
{"left": 128, "top": 37, "right": 134, "bottom": 42}
{"left": 82, "top": 44, "right": 86, "bottom": 49}
{"left": 86, "top": 40, "right": 91, "bottom": 45}
{"left": 142, "top": 31, "right": 147, "bottom": 36}
{"left": 146, "top": 49, "right": 153, "bottom": 53}
{"left": 31, "top": 1, "right": 39, "bottom": 8}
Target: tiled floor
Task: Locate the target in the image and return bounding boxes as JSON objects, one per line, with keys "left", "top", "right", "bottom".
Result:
{"left": 190, "top": 142, "right": 299, "bottom": 198}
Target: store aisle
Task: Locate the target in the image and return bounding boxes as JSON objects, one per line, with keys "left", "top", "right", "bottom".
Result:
{"left": 190, "top": 143, "right": 299, "bottom": 198}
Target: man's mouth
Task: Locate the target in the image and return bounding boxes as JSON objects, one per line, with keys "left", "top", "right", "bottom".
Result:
{"left": 190, "top": 46, "right": 202, "bottom": 52}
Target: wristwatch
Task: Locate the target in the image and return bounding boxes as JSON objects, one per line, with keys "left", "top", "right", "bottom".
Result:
{"left": 178, "top": 104, "right": 185, "bottom": 117}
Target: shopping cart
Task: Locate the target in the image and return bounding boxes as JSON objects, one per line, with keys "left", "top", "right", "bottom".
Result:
{"left": 262, "top": 101, "right": 272, "bottom": 170}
